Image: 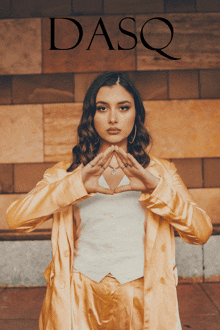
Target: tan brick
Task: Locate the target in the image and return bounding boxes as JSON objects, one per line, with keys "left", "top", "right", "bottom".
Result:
{"left": 169, "top": 70, "right": 199, "bottom": 99}
{"left": 189, "top": 188, "right": 220, "bottom": 224}
{"left": 14, "top": 163, "right": 56, "bottom": 193}
{"left": 104, "top": 0, "right": 163, "bottom": 14}
{"left": 0, "top": 19, "right": 41, "bottom": 75}
{"left": 13, "top": 74, "right": 74, "bottom": 104}
{"left": 74, "top": 73, "right": 100, "bottom": 102}
{"left": 171, "top": 159, "right": 202, "bottom": 188}
{"left": 0, "top": 194, "right": 52, "bottom": 230}
{"left": 0, "top": 164, "right": 13, "bottom": 193}
{"left": 0, "top": 105, "right": 43, "bottom": 163}
{"left": 144, "top": 100, "right": 220, "bottom": 158}
{"left": 200, "top": 69, "right": 220, "bottom": 99}
{"left": 44, "top": 103, "right": 83, "bottom": 162}
{"left": 137, "top": 13, "right": 220, "bottom": 71}
{"left": 43, "top": 16, "right": 135, "bottom": 73}
{"left": 128, "top": 71, "right": 168, "bottom": 100}
{"left": 204, "top": 158, "right": 220, "bottom": 188}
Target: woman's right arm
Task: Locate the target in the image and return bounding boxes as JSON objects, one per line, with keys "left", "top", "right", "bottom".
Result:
{"left": 6, "top": 162, "right": 89, "bottom": 233}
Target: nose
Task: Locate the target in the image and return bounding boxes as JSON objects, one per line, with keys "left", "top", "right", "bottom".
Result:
{"left": 108, "top": 108, "right": 118, "bottom": 124}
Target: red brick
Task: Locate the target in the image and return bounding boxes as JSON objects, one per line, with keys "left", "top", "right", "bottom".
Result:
{"left": 43, "top": 16, "right": 135, "bottom": 73}
{"left": 171, "top": 159, "right": 203, "bottom": 188}
{"left": 165, "top": 0, "right": 196, "bottom": 13}
{"left": 201, "top": 283, "right": 220, "bottom": 311}
{"left": 169, "top": 70, "right": 199, "bottom": 99}
{"left": 74, "top": 73, "right": 100, "bottom": 102}
{"left": 0, "top": 319, "right": 39, "bottom": 330}
{"left": 177, "top": 284, "right": 219, "bottom": 317}
{"left": 0, "top": 76, "right": 12, "bottom": 105}
{"left": 104, "top": 0, "right": 163, "bottom": 14}
{"left": 14, "top": 163, "right": 56, "bottom": 193}
{"left": 13, "top": 74, "right": 75, "bottom": 104}
{"left": 200, "top": 69, "right": 220, "bottom": 99}
{"left": 128, "top": 71, "right": 168, "bottom": 100}
{"left": 204, "top": 158, "right": 220, "bottom": 188}
{"left": 0, "top": 164, "right": 13, "bottom": 193}
{"left": 197, "top": 0, "right": 220, "bottom": 12}
{"left": 0, "top": 287, "right": 46, "bottom": 319}
{"left": 72, "top": 0, "right": 102, "bottom": 14}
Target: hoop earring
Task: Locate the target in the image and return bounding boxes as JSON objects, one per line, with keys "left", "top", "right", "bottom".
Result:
{"left": 129, "top": 124, "right": 137, "bottom": 144}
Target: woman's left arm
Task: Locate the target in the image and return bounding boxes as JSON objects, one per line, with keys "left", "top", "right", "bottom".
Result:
{"left": 114, "top": 147, "right": 213, "bottom": 245}
{"left": 139, "top": 160, "right": 213, "bottom": 245}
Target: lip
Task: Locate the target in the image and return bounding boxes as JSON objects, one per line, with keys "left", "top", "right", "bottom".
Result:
{"left": 107, "top": 128, "right": 121, "bottom": 135}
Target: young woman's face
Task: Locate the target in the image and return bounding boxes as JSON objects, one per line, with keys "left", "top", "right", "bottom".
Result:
{"left": 94, "top": 84, "right": 136, "bottom": 148}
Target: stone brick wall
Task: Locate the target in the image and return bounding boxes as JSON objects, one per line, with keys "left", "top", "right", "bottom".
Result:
{"left": 0, "top": 0, "right": 220, "bottom": 285}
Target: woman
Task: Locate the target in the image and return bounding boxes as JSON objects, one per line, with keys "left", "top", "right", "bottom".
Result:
{"left": 7, "top": 72, "right": 212, "bottom": 330}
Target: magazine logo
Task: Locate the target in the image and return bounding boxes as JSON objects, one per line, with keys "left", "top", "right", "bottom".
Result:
{"left": 49, "top": 17, "right": 181, "bottom": 61}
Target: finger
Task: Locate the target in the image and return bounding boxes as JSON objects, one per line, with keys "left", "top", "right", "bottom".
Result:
{"left": 96, "top": 146, "right": 114, "bottom": 168}
{"left": 114, "top": 184, "right": 132, "bottom": 194}
{"left": 89, "top": 152, "right": 103, "bottom": 167}
{"left": 96, "top": 186, "right": 114, "bottom": 195}
{"left": 127, "top": 153, "right": 142, "bottom": 169}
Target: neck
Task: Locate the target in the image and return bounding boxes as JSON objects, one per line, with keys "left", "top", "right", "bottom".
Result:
{"left": 98, "top": 139, "right": 128, "bottom": 154}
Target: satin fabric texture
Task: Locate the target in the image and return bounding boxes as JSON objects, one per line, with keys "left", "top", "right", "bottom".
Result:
{"left": 71, "top": 272, "right": 144, "bottom": 330}
{"left": 6, "top": 156, "right": 213, "bottom": 330}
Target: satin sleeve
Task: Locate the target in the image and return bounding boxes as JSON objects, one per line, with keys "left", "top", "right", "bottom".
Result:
{"left": 139, "top": 161, "right": 213, "bottom": 245}
{"left": 6, "top": 163, "right": 89, "bottom": 233}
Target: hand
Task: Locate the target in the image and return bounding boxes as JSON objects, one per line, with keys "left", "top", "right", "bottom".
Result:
{"left": 114, "top": 146, "right": 160, "bottom": 194}
{"left": 81, "top": 146, "right": 115, "bottom": 194}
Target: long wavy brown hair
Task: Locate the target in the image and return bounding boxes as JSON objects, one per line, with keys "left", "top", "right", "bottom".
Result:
{"left": 67, "top": 72, "right": 152, "bottom": 172}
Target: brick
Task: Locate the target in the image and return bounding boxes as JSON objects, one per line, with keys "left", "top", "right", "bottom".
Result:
{"left": 200, "top": 283, "right": 220, "bottom": 310}
{"left": 177, "top": 284, "right": 219, "bottom": 316}
{"left": 14, "top": 163, "right": 56, "bottom": 193}
{"left": 197, "top": 0, "right": 220, "bottom": 12}
{"left": 128, "top": 71, "right": 168, "bottom": 100}
{"left": 43, "top": 16, "right": 135, "bottom": 73}
{"left": 189, "top": 188, "right": 220, "bottom": 224}
{"left": 0, "top": 105, "right": 43, "bottom": 163}
{"left": 165, "top": 0, "right": 196, "bottom": 13}
{"left": 0, "top": 19, "right": 41, "bottom": 75}
{"left": 0, "top": 76, "right": 12, "bottom": 105}
{"left": 104, "top": 0, "right": 163, "bottom": 14}
{"left": 44, "top": 103, "right": 82, "bottom": 162}
{"left": 169, "top": 70, "right": 199, "bottom": 99}
{"left": 0, "top": 320, "right": 39, "bottom": 330}
{"left": 0, "top": 285, "right": 46, "bottom": 317}
{"left": 13, "top": 74, "right": 74, "bottom": 104}
{"left": 72, "top": 0, "right": 102, "bottom": 14}
{"left": 204, "top": 236, "right": 220, "bottom": 282}
{"left": 179, "top": 314, "right": 220, "bottom": 330}
{"left": 175, "top": 237, "right": 203, "bottom": 283}
{"left": 0, "top": 0, "right": 10, "bottom": 19}
{"left": 0, "top": 164, "right": 13, "bottom": 194}
{"left": 137, "top": 13, "right": 220, "bottom": 71}
{"left": 171, "top": 159, "right": 202, "bottom": 188}
{"left": 74, "top": 73, "right": 100, "bottom": 102}
{"left": 200, "top": 69, "right": 220, "bottom": 99}
{"left": 204, "top": 158, "right": 220, "bottom": 188}
{"left": 144, "top": 100, "right": 220, "bottom": 159}
{"left": 11, "top": 0, "right": 71, "bottom": 18}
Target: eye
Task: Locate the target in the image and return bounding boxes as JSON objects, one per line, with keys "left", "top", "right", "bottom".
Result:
{"left": 96, "top": 106, "right": 107, "bottom": 112}
{"left": 120, "top": 106, "right": 130, "bottom": 111}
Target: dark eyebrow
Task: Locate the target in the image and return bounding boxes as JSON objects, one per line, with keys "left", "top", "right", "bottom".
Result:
{"left": 96, "top": 100, "right": 131, "bottom": 105}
